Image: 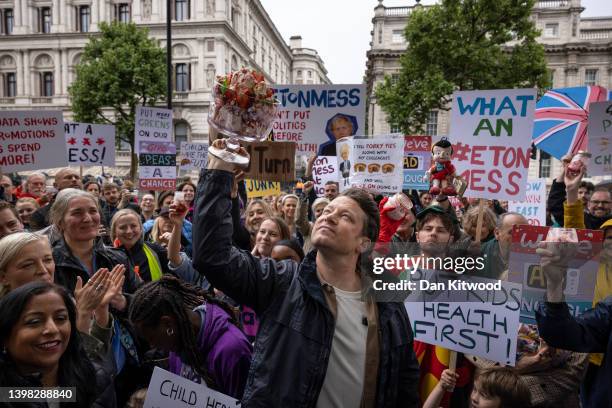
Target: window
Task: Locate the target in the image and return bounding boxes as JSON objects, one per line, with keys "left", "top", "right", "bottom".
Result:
{"left": 544, "top": 23, "right": 559, "bottom": 38}
{"left": 39, "top": 7, "right": 52, "bottom": 33}
{"left": 77, "top": 6, "right": 90, "bottom": 33}
{"left": 5, "top": 72, "right": 16, "bottom": 97}
{"left": 426, "top": 111, "right": 438, "bottom": 136}
{"left": 392, "top": 30, "right": 404, "bottom": 43}
{"left": 174, "top": 0, "right": 189, "bottom": 21}
{"left": 2, "top": 9, "right": 14, "bottom": 35}
{"left": 307, "top": 70, "right": 312, "bottom": 78}
{"left": 117, "top": 4, "right": 130, "bottom": 22}
{"left": 175, "top": 122, "right": 188, "bottom": 147}
{"left": 206, "top": 40, "right": 214, "bottom": 52}
{"left": 584, "top": 69, "right": 598, "bottom": 86}
{"left": 175, "top": 63, "right": 189, "bottom": 92}
{"left": 389, "top": 123, "right": 401, "bottom": 133}
{"left": 297, "top": 70, "right": 302, "bottom": 77}
{"left": 41, "top": 72, "right": 53, "bottom": 96}
{"left": 539, "top": 151, "right": 551, "bottom": 178}
{"left": 391, "top": 73, "right": 400, "bottom": 85}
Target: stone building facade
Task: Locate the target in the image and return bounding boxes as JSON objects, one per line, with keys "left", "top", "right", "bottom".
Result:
{"left": 0, "top": 0, "right": 329, "bottom": 172}
{"left": 365, "top": 0, "right": 612, "bottom": 183}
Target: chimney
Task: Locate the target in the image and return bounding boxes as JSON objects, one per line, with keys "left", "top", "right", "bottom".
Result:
{"left": 290, "top": 35, "right": 303, "bottom": 49}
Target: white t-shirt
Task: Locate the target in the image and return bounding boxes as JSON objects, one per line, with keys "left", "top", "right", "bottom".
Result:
{"left": 316, "top": 286, "right": 368, "bottom": 408}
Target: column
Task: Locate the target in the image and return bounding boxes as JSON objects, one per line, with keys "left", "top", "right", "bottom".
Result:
{"left": 17, "top": 51, "right": 24, "bottom": 95}
{"left": 58, "top": 0, "right": 65, "bottom": 29}
{"left": 132, "top": 0, "right": 141, "bottom": 23}
{"left": 197, "top": 38, "right": 205, "bottom": 89}
{"left": 61, "top": 49, "right": 68, "bottom": 95}
{"left": 99, "top": 0, "right": 106, "bottom": 24}
{"left": 13, "top": 0, "right": 23, "bottom": 33}
{"left": 23, "top": 51, "right": 30, "bottom": 96}
{"left": 91, "top": 0, "right": 98, "bottom": 30}
{"left": 51, "top": 0, "right": 59, "bottom": 32}
{"left": 54, "top": 50, "right": 61, "bottom": 96}
{"left": 22, "top": 0, "right": 30, "bottom": 34}
{"left": 152, "top": 0, "right": 160, "bottom": 21}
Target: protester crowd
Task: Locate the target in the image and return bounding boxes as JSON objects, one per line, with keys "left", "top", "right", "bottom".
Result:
{"left": 0, "top": 147, "right": 610, "bottom": 408}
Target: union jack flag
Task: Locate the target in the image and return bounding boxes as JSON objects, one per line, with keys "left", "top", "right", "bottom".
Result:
{"left": 532, "top": 86, "right": 609, "bottom": 159}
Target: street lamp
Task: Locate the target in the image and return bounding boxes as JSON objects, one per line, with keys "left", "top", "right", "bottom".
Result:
{"left": 167, "top": 0, "right": 172, "bottom": 110}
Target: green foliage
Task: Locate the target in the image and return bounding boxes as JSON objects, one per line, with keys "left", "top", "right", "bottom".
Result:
{"left": 69, "top": 21, "right": 166, "bottom": 177}
{"left": 376, "top": 0, "right": 550, "bottom": 134}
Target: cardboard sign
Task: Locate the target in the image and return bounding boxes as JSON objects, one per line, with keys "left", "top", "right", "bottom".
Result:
{"left": 144, "top": 366, "right": 239, "bottom": 408}
{"left": 508, "top": 178, "right": 546, "bottom": 226}
{"left": 139, "top": 141, "right": 176, "bottom": 190}
{"left": 312, "top": 156, "right": 339, "bottom": 197}
{"left": 587, "top": 101, "right": 612, "bottom": 176}
{"left": 64, "top": 122, "right": 115, "bottom": 166}
{"left": 507, "top": 225, "right": 603, "bottom": 324}
{"left": 405, "top": 279, "right": 523, "bottom": 365}
{"left": 178, "top": 142, "right": 208, "bottom": 170}
{"left": 272, "top": 84, "right": 366, "bottom": 155}
{"left": 245, "top": 179, "right": 281, "bottom": 198}
{"left": 449, "top": 89, "right": 537, "bottom": 201}
{"left": 243, "top": 141, "right": 296, "bottom": 182}
{"left": 135, "top": 106, "right": 172, "bottom": 154}
{"left": 0, "top": 110, "right": 66, "bottom": 171}
{"left": 403, "top": 135, "right": 432, "bottom": 190}
{"left": 340, "top": 135, "right": 404, "bottom": 194}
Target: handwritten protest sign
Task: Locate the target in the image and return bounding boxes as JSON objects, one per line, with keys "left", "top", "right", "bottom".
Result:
{"left": 139, "top": 141, "right": 176, "bottom": 191}
{"left": 272, "top": 85, "right": 366, "bottom": 155}
{"left": 403, "top": 135, "right": 431, "bottom": 190}
{"left": 404, "top": 279, "right": 523, "bottom": 365}
{"left": 0, "top": 111, "right": 66, "bottom": 171}
{"left": 144, "top": 366, "right": 238, "bottom": 408}
{"left": 508, "top": 178, "right": 546, "bottom": 226}
{"left": 178, "top": 142, "right": 208, "bottom": 170}
{"left": 245, "top": 179, "right": 281, "bottom": 198}
{"left": 587, "top": 101, "right": 612, "bottom": 176}
{"left": 242, "top": 141, "right": 296, "bottom": 182}
{"left": 450, "top": 89, "right": 537, "bottom": 201}
{"left": 135, "top": 106, "right": 172, "bottom": 154}
{"left": 312, "top": 156, "right": 339, "bottom": 197}
{"left": 64, "top": 122, "right": 115, "bottom": 166}
{"left": 342, "top": 135, "right": 404, "bottom": 194}
{"left": 507, "top": 225, "right": 603, "bottom": 324}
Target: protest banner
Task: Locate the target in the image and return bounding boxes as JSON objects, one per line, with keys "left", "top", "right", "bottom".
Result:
{"left": 138, "top": 141, "right": 176, "bottom": 191}
{"left": 449, "top": 89, "right": 537, "bottom": 201}
{"left": 341, "top": 135, "right": 404, "bottom": 194}
{"left": 245, "top": 179, "right": 281, "bottom": 198}
{"left": 403, "top": 135, "right": 432, "bottom": 190}
{"left": 404, "top": 279, "right": 523, "bottom": 365}
{"left": 312, "top": 156, "right": 339, "bottom": 197}
{"left": 587, "top": 101, "right": 612, "bottom": 176}
{"left": 178, "top": 142, "right": 208, "bottom": 171}
{"left": 134, "top": 106, "right": 172, "bottom": 154}
{"left": 507, "top": 224, "right": 603, "bottom": 324}
{"left": 508, "top": 178, "right": 546, "bottom": 226}
{"left": 242, "top": 141, "right": 296, "bottom": 182}
{"left": 272, "top": 85, "right": 366, "bottom": 155}
{"left": 0, "top": 110, "right": 66, "bottom": 172}
{"left": 64, "top": 122, "right": 115, "bottom": 166}
{"left": 144, "top": 366, "right": 238, "bottom": 408}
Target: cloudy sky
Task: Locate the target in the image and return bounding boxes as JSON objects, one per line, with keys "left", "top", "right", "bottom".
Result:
{"left": 259, "top": 0, "right": 610, "bottom": 84}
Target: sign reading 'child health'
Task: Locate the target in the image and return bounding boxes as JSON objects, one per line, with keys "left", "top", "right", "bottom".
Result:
{"left": 587, "top": 101, "right": 612, "bottom": 176}
{"left": 508, "top": 178, "right": 547, "bottom": 226}
{"left": 65, "top": 122, "right": 115, "bottom": 166}
{"left": 450, "top": 89, "right": 536, "bottom": 201}
{"left": 139, "top": 141, "right": 176, "bottom": 190}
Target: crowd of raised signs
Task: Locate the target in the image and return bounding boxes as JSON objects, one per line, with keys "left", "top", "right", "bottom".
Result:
{"left": 0, "top": 151, "right": 610, "bottom": 408}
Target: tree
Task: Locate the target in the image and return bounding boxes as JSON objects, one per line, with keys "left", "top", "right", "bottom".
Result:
{"left": 70, "top": 21, "right": 167, "bottom": 180}
{"left": 376, "top": 0, "right": 550, "bottom": 134}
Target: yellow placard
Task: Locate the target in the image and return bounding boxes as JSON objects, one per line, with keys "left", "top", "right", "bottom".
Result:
{"left": 245, "top": 179, "right": 281, "bottom": 198}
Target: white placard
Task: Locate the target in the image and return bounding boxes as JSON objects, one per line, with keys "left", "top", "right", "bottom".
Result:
{"left": 178, "top": 142, "right": 209, "bottom": 170}
{"left": 312, "top": 156, "right": 339, "bottom": 197}
{"left": 65, "top": 122, "right": 115, "bottom": 166}
{"left": 0, "top": 110, "right": 67, "bottom": 171}
{"left": 135, "top": 106, "right": 172, "bottom": 154}
{"left": 587, "top": 101, "right": 612, "bottom": 176}
{"left": 508, "top": 178, "right": 547, "bottom": 226}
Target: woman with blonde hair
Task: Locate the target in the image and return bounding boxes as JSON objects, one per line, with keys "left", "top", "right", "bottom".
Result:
{"left": 461, "top": 205, "right": 497, "bottom": 243}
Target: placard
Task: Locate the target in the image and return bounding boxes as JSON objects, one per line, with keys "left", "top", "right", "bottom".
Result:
{"left": 245, "top": 179, "right": 281, "bottom": 198}
{"left": 405, "top": 279, "right": 523, "bottom": 365}
{"left": 449, "top": 89, "right": 537, "bottom": 201}
{"left": 587, "top": 101, "right": 612, "bottom": 176}
{"left": 65, "top": 122, "right": 115, "bottom": 166}
{"left": 178, "top": 142, "right": 208, "bottom": 170}
{"left": 0, "top": 110, "right": 66, "bottom": 171}
{"left": 139, "top": 141, "right": 176, "bottom": 190}
{"left": 243, "top": 141, "right": 296, "bottom": 182}
{"left": 312, "top": 156, "right": 339, "bottom": 197}
{"left": 144, "top": 366, "right": 238, "bottom": 408}
{"left": 135, "top": 106, "right": 172, "bottom": 154}
{"left": 508, "top": 178, "right": 546, "bottom": 226}
{"left": 272, "top": 85, "right": 366, "bottom": 155}
{"left": 341, "top": 135, "right": 404, "bottom": 194}
{"left": 403, "top": 135, "right": 432, "bottom": 190}
{"left": 507, "top": 225, "right": 603, "bottom": 324}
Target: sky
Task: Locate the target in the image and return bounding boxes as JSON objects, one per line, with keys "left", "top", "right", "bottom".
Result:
{"left": 259, "top": 0, "right": 611, "bottom": 84}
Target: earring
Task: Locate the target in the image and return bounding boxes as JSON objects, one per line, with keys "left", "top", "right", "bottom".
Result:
{"left": 166, "top": 328, "right": 174, "bottom": 336}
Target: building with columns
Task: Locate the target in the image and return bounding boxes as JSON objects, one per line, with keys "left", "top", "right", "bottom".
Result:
{"left": 365, "top": 0, "right": 612, "bottom": 183}
{"left": 0, "top": 0, "right": 330, "bottom": 172}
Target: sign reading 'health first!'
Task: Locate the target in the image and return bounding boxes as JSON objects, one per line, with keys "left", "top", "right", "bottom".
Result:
{"left": 450, "top": 89, "right": 536, "bottom": 201}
